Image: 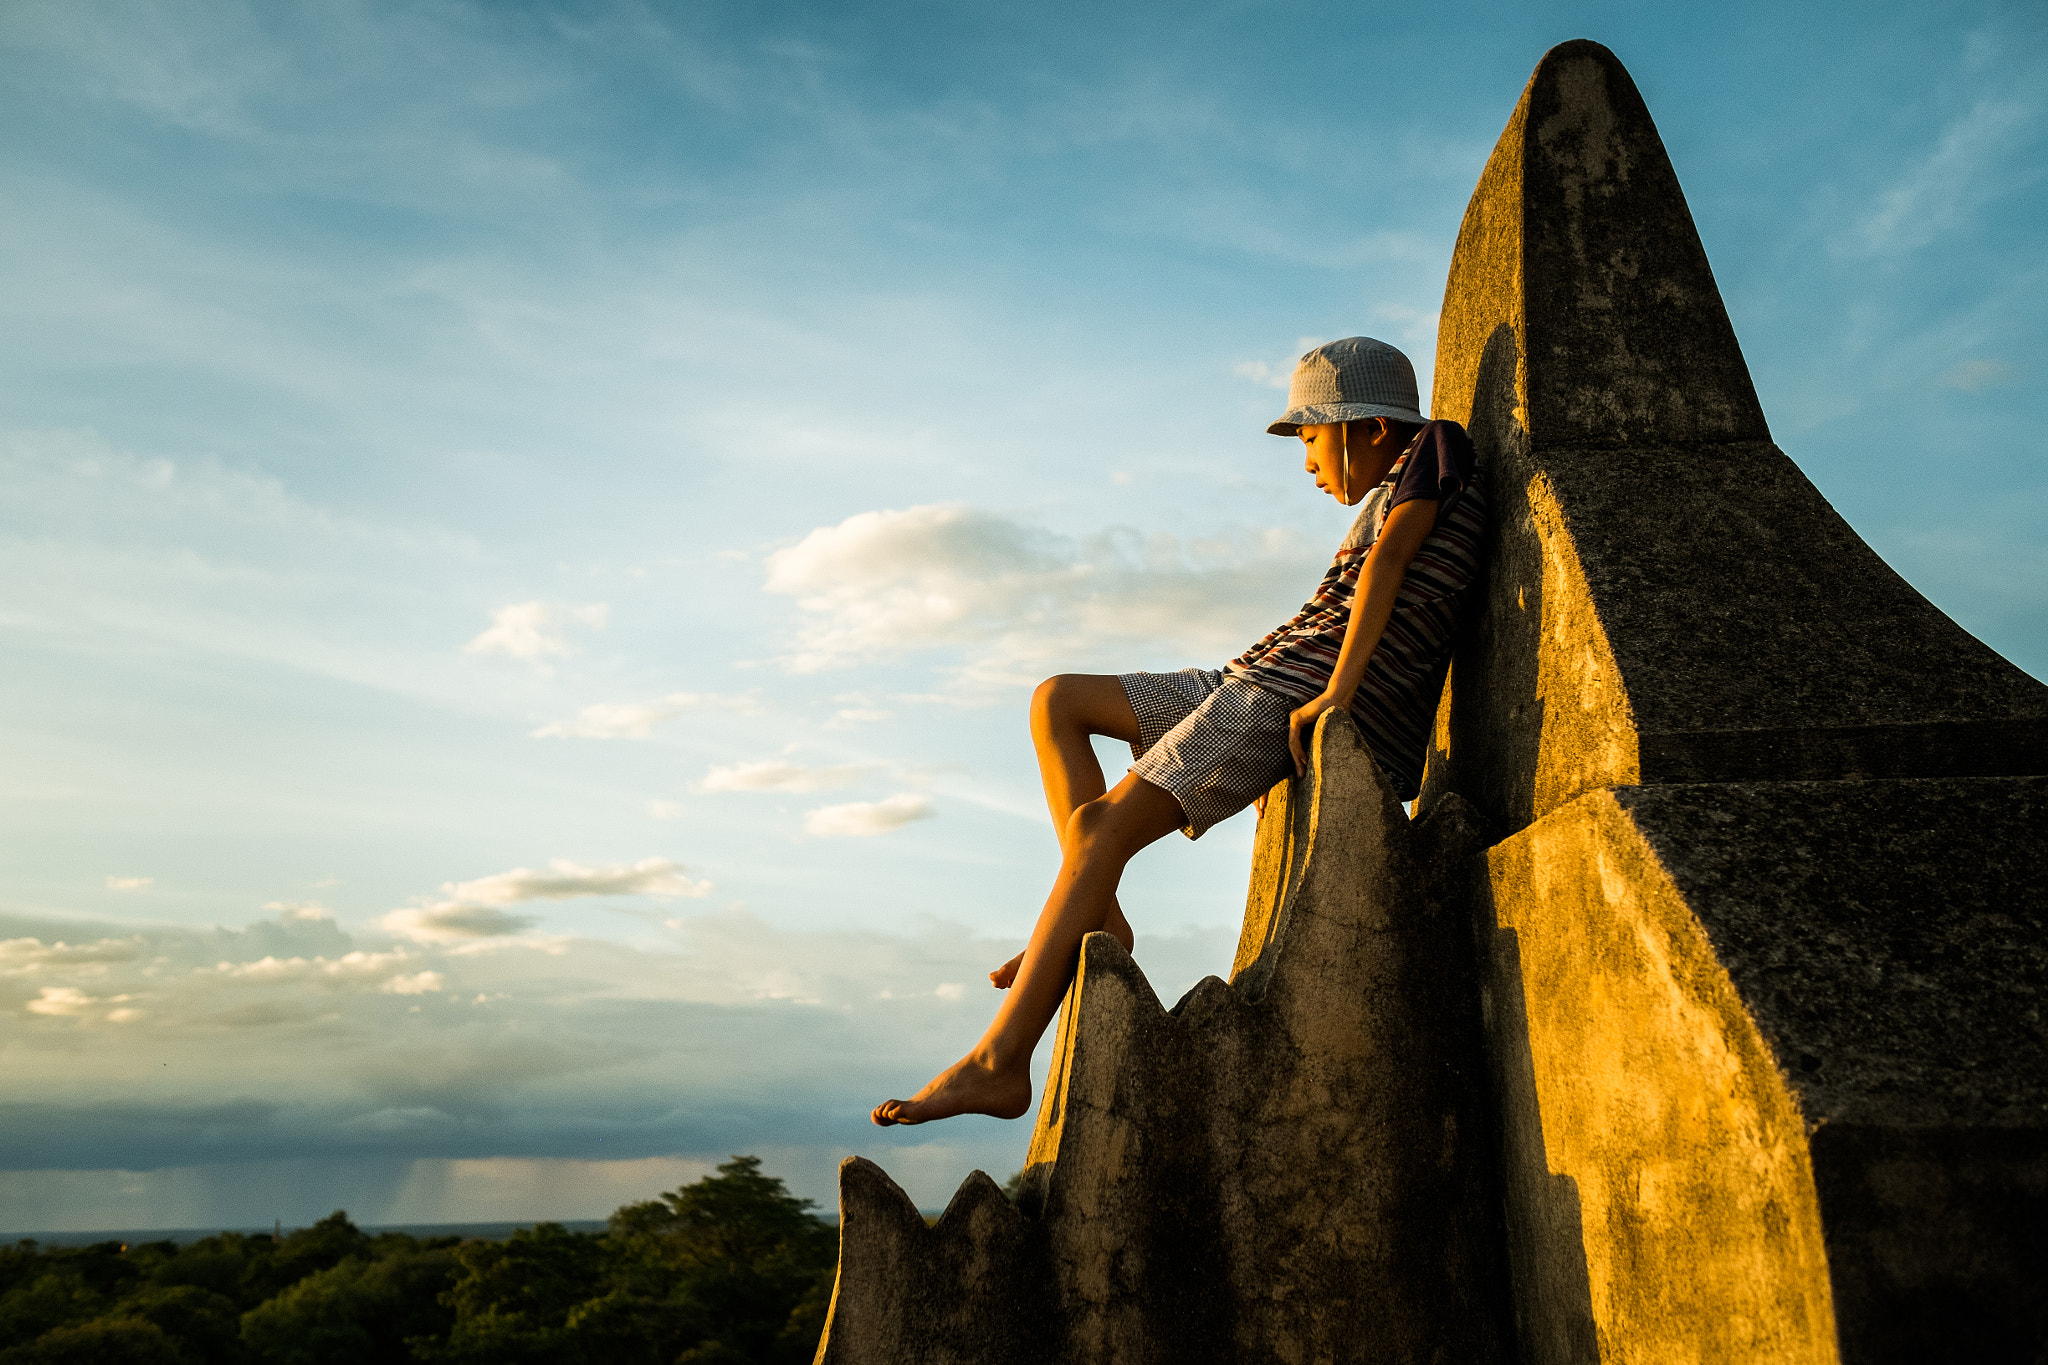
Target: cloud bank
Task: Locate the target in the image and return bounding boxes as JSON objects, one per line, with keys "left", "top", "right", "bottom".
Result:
{"left": 763, "top": 503, "right": 1319, "bottom": 693}
{"left": 381, "top": 858, "right": 714, "bottom": 943}
{"left": 0, "top": 901, "right": 1236, "bottom": 1221}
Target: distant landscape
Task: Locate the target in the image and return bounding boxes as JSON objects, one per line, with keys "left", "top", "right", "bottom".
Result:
{"left": 0, "top": 1157, "right": 834, "bottom": 1364}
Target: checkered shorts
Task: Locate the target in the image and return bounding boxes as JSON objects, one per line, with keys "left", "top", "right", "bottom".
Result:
{"left": 1118, "top": 668, "right": 1296, "bottom": 839}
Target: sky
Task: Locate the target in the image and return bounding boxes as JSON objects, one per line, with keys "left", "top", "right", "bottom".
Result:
{"left": 1, "top": 0, "right": 2042, "bottom": 1231}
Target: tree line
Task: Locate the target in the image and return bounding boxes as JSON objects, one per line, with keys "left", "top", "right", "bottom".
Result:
{"left": 0, "top": 1156, "right": 836, "bottom": 1364}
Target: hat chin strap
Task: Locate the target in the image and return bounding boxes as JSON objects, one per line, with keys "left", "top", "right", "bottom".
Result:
{"left": 1340, "top": 424, "right": 1350, "bottom": 503}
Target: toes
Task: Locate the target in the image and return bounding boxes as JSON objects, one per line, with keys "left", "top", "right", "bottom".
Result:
{"left": 873, "top": 1098, "right": 929, "bottom": 1128}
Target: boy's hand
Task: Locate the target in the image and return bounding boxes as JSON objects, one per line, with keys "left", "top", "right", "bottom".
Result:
{"left": 1287, "top": 693, "right": 1345, "bottom": 776}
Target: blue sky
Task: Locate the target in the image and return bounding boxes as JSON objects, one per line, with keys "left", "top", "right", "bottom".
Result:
{"left": 1, "top": 0, "right": 2041, "bottom": 1229}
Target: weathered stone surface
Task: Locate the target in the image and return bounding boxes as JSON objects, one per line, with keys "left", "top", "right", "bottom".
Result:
{"left": 1420, "top": 39, "right": 2048, "bottom": 838}
{"left": 816, "top": 714, "right": 1513, "bottom": 1364}
{"left": 1615, "top": 778, "right": 2048, "bottom": 1132}
{"left": 1620, "top": 778, "right": 2048, "bottom": 1364}
{"left": 1477, "top": 788, "right": 1840, "bottom": 1365}
{"left": 814, "top": 1160, "right": 1048, "bottom": 1365}
{"left": 1478, "top": 779, "right": 2047, "bottom": 1364}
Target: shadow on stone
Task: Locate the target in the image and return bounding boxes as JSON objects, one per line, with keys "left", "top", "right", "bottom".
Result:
{"left": 1811, "top": 1125, "right": 2048, "bottom": 1364}
{"left": 1476, "top": 912, "right": 1602, "bottom": 1364}
{"left": 1419, "top": 319, "right": 1539, "bottom": 834}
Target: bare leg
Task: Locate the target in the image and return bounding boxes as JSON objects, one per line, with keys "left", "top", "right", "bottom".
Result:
{"left": 874, "top": 773, "right": 1185, "bottom": 1126}
{"left": 992, "top": 676, "right": 1144, "bottom": 989}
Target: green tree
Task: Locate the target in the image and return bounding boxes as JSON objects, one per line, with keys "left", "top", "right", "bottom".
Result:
{"left": 0, "top": 1243, "right": 142, "bottom": 1351}
{"left": 0, "top": 1316, "right": 184, "bottom": 1365}
{"left": 0, "top": 1155, "right": 835, "bottom": 1363}
{"left": 428, "top": 1156, "right": 838, "bottom": 1365}
{"left": 240, "top": 1246, "right": 456, "bottom": 1364}
{"left": 147, "top": 1233, "right": 272, "bottom": 1309}
{"left": 608, "top": 1155, "right": 838, "bottom": 1363}
{"left": 124, "top": 1285, "right": 243, "bottom": 1361}
{"left": 237, "top": 1213, "right": 372, "bottom": 1307}
{"left": 417, "top": 1223, "right": 613, "bottom": 1364}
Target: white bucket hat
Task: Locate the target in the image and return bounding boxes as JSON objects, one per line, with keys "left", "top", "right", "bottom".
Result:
{"left": 1267, "top": 336, "right": 1425, "bottom": 435}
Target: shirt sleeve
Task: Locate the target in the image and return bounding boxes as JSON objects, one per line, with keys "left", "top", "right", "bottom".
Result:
{"left": 1386, "top": 420, "right": 1477, "bottom": 512}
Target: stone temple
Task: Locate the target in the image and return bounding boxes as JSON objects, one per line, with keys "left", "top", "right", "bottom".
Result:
{"left": 813, "top": 41, "right": 2048, "bottom": 1365}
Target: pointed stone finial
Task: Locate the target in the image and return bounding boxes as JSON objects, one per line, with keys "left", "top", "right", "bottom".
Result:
{"left": 1426, "top": 42, "right": 2048, "bottom": 1365}
{"left": 1423, "top": 39, "right": 2048, "bottom": 837}
{"left": 1439, "top": 40, "right": 1770, "bottom": 452}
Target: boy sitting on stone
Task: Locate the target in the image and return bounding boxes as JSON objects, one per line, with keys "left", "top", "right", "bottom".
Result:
{"left": 873, "top": 336, "right": 1486, "bottom": 1126}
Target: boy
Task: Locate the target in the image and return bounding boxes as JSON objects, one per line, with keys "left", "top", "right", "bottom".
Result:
{"left": 873, "top": 337, "right": 1484, "bottom": 1127}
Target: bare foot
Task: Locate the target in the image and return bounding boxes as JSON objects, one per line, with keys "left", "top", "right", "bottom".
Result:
{"left": 991, "top": 914, "right": 1134, "bottom": 991}
{"left": 871, "top": 1055, "right": 1032, "bottom": 1126}
{"left": 989, "top": 951, "right": 1025, "bottom": 990}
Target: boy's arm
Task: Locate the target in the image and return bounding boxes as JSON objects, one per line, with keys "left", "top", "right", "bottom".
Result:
{"left": 1285, "top": 497, "right": 1438, "bottom": 776}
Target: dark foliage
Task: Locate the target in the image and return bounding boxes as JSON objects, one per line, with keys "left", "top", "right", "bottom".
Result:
{"left": 0, "top": 1156, "right": 838, "bottom": 1364}
{"left": 421, "top": 1156, "right": 836, "bottom": 1364}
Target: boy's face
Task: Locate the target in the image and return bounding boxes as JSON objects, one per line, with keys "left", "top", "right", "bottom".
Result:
{"left": 1297, "top": 420, "right": 1401, "bottom": 506}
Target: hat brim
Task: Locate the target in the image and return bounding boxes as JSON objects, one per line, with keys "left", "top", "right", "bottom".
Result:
{"left": 1266, "top": 400, "right": 1427, "bottom": 437}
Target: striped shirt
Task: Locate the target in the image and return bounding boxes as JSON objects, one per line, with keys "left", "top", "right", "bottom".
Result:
{"left": 1224, "top": 420, "right": 1486, "bottom": 799}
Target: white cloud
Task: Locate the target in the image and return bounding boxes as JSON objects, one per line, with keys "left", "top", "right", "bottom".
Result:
{"left": 0, "top": 937, "right": 149, "bottom": 976}
{"left": 1852, "top": 99, "right": 2038, "bottom": 256}
{"left": 803, "top": 794, "right": 934, "bottom": 838}
{"left": 1234, "top": 359, "right": 1293, "bottom": 390}
{"left": 379, "top": 906, "right": 535, "bottom": 943}
{"left": 465, "top": 601, "right": 608, "bottom": 664}
{"left": 443, "top": 858, "right": 711, "bottom": 905}
{"left": 700, "top": 760, "right": 868, "bottom": 793}
{"left": 382, "top": 858, "right": 714, "bottom": 943}
{"left": 763, "top": 505, "right": 1068, "bottom": 674}
{"left": 5, "top": 915, "right": 458, "bottom": 1035}
{"left": 20, "top": 984, "right": 144, "bottom": 1023}
{"left": 381, "top": 971, "right": 447, "bottom": 996}
{"left": 262, "top": 901, "right": 333, "bottom": 919}
{"left": 105, "top": 875, "right": 153, "bottom": 891}
{"left": 763, "top": 503, "right": 1317, "bottom": 693}
{"left": 826, "top": 694, "right": 894, "bottom": 727}
{"left": 25, "top": 986, "right": 101, "bottom": 1017}
{"left": 211, "top": 950, "right": 415, "bottom": 984}
{"left": 532, "top": 690, "right": 761, "bottom": 738}
{"left": 1367, "top": 307, "right": 1441, "bottom": 385}
{"left": 1941, "top": 358, "right": 2017, "bottom": 392}
{"left": 1234, "top": 336, "right": 1330, "bottom": 391}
